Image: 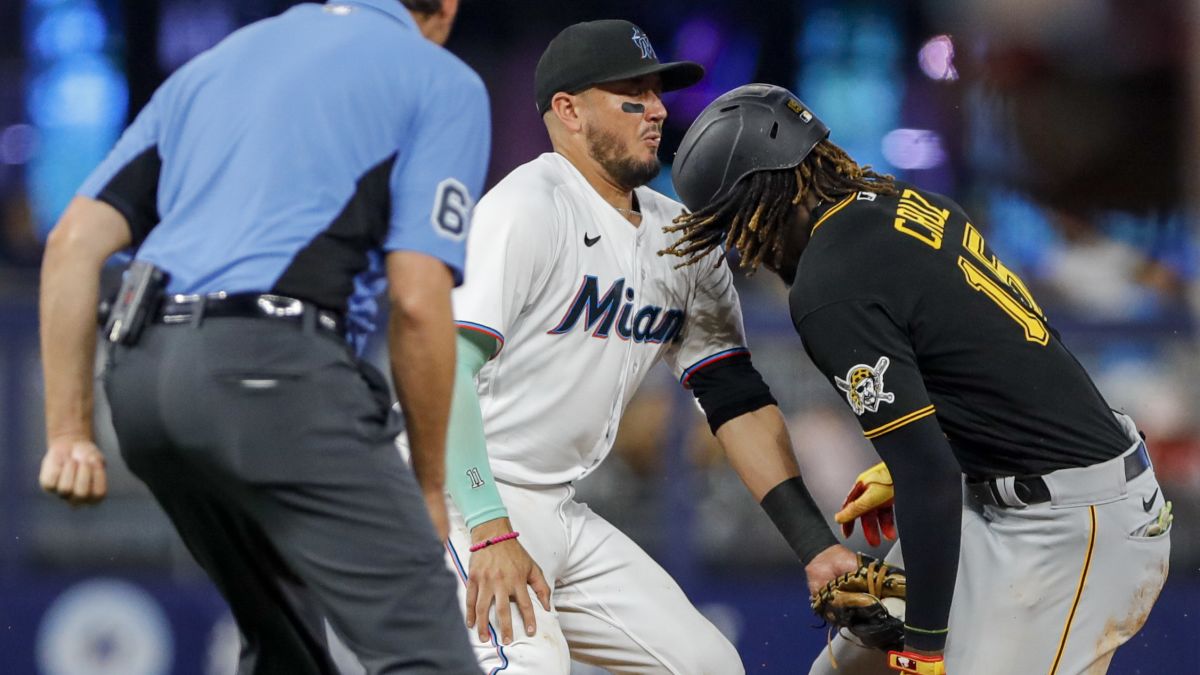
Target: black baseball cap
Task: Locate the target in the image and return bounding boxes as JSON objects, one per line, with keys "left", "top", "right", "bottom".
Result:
{"left": 535, "top": 20, "right": 705, "bottom": 115}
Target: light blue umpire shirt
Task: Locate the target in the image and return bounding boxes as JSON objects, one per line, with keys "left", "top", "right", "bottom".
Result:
{"left": 78, "top": 0, "right": 491, "bottom": 354}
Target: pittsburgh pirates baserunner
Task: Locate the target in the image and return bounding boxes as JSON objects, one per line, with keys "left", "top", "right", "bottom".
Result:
{"left": 397, "top": 22, "right": 857, "bottom": 674}
{"left": 665, "top": 83, "right": 1172, "bottom": 675}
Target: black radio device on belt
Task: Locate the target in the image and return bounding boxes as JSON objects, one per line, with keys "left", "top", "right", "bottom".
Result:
{"left": 104, "top": 260, "right": 169, "bottom": 345}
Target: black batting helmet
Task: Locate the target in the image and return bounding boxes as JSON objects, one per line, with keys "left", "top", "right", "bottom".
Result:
{"left": 672, "top": 84, "right": 830, "bottom": 213}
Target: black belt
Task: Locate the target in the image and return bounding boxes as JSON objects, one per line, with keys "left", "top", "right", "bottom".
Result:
{"left": 155, "top": 292, "right": 345, "bottom": 339}
{"left": 966, "top": 441, "right": 1151, "bottom": 508}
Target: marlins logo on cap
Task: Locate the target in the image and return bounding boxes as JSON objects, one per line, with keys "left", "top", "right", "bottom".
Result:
{"left": 533, "top": 20, "right": 704, "bottom": 115}
{"left": 632, "top": 27, "right": 656, "bottom": 60}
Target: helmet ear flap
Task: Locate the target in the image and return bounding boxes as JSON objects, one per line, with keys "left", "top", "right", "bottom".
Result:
{"left": 672, "top": 84, "right": 829, "bottom": 213}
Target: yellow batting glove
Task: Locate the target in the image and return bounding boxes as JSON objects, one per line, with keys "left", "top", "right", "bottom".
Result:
{"left": 834, "top": 462, "right": 897, "bottom": 547}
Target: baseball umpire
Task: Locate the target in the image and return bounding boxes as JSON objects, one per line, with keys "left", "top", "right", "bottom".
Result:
{"left": 664, "top": 83, "right": 1172, "bottom": 674}
{"left": 38, "top": 1, "right": 485, "bottom": 672}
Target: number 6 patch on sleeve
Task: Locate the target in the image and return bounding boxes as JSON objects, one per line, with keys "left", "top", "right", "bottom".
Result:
{"left": 431, "top": 177, "right": 473, "bottom": 241}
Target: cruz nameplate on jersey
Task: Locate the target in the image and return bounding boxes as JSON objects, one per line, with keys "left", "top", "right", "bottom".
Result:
{"left": 549, "top": 275, "right": 684, "bottom": 343}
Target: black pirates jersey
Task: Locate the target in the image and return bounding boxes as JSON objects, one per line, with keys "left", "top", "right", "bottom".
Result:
{"left": 790, "top": 183, "right": 1130, "bottom": 479}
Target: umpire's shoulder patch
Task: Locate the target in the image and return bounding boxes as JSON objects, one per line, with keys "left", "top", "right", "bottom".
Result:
{"left": 834, "top": 356, "right": 895, "bottom": 416}
{"left": 430, "top": 178, "right": 473, "bottom": 242}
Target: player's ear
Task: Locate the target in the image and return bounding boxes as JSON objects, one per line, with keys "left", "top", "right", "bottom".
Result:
{"left": 549, "top": 92, "right": 584, "bottom": 133}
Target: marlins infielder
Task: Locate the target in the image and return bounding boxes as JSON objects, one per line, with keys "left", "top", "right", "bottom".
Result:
{"left": 397, "top": 21, "right": 857, "bottom": 675}
{"left": 664, "top": 83, "right": 1172, "bottom": 675}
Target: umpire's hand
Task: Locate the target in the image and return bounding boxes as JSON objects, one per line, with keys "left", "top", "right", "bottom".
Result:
{"left": 467, "top": 517, "right": 552, "bottom": 645}
{"left": 39, "top": 436, "right": 108, "bottom": 506}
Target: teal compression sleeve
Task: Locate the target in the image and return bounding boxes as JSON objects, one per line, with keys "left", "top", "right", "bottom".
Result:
{"left": 447, "top": 330, "right": 508, "bottom": 531}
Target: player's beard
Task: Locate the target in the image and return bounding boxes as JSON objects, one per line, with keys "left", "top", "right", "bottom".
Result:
{"left": 586, "top": 125, "right": 661, "bottom": 191}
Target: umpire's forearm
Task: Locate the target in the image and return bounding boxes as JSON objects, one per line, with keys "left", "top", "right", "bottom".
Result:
{"left": 386, "top": 253, "right": 457, "bottom": 495}
{"left": 40, "top": 229, "right": 102, "bottom": 442}
{"left": 40, "top": 198, "right": 130, "bottom": 442}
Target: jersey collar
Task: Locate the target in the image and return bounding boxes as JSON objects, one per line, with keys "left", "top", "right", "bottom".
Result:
{"left": 808, "top": 193, "right": 856, "bottom": 237}
{"left": 547, "top": 152, "right": 650, "bottom": 239}
{"left": 333, "top": 0, "right": 418, "bottom": 30}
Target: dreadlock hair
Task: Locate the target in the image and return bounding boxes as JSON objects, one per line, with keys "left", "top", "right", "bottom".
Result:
{"left": 660, "top": 140, "right": 898, "bottom": 272}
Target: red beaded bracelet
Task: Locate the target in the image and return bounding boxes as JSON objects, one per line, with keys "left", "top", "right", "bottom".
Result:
{"left": 469, "top": 531, "right": 520, "bottom": 552}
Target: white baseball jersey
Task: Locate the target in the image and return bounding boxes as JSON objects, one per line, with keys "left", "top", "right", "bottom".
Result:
{"left": 454, "top": 152, "right": 748, "bottom": 486}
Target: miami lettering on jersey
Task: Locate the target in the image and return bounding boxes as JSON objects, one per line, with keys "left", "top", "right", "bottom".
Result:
{"left": 549, "top": 275, "right": 684, "bottom": 343}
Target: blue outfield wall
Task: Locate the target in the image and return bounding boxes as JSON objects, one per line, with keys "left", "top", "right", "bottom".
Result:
{"left": 0, "top": 574, "right": 1194, "bottom": 674}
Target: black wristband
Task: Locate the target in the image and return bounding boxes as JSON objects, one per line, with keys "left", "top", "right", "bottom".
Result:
{"left": 759, "top": 476, "right": 839, "bottom": 565}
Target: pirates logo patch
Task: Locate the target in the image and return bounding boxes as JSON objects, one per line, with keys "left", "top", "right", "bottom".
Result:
{"left": 835, "top": 356, "right": 895, "bottom": 415}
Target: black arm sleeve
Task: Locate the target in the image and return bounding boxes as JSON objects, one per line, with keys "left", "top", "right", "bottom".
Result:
{"left": 687, "top": 353, "right": 777, "bottom": 434}
{"left": 871, "top": 415, "right": 962, "bottom": 653}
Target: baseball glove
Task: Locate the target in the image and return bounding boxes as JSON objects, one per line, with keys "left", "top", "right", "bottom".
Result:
{"left": 811, "top": 553, "right": 906, "bottom": 653}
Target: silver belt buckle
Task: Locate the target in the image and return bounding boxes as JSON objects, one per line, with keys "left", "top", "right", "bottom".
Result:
{"left": 256, "top": 294, "right": 303, "bottom": 318}
{"left": 993, "top": 476, "right": 1028, "bottom": 508}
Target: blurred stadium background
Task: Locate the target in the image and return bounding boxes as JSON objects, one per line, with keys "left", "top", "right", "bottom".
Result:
{"left": 1, "top": 0, "right": 1198, "bottom": 673}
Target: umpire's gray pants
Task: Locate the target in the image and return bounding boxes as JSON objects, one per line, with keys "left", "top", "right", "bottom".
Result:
{"left": 104, "top": 318, "right": 478, "bottom": 675}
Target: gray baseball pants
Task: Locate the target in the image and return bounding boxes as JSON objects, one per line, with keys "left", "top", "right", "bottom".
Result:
{"left": 104, "top": 317, "right": 479, "bottom": 674}
{"left": 809, "top": 415, "right": 1170, "bottom": 675}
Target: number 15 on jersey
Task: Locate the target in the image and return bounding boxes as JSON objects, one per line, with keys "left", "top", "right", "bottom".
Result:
{"left": 892, "top": 189, "right": 1049, "bottom": 346}
{"left": 957, "top": 223, "right": 1049, "bottom": 345}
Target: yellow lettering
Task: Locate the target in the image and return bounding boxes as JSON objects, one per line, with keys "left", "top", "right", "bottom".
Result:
{"left": 956, "top": 223, "right": 1049, "bottom": 345}
{"left": 961, "top": 223, "right": 1044, "bottom": 318}
{"left": 893, "top": 189, "right": 950, "bottom": 250}
{"left": 894, "top": 218, "right": 942, "bottom": 249}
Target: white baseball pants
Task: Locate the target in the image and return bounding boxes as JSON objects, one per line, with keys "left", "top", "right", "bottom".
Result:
{"left": 444, "top": 481, "right": 744, "bottom": 675}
